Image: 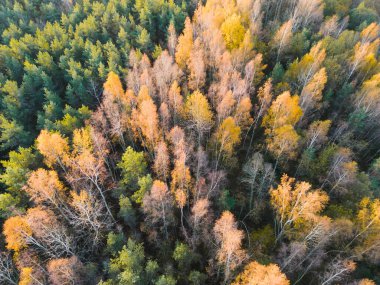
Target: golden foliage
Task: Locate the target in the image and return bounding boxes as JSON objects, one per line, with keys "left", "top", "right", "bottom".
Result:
{"left": 24, "top": 169, "right": 65, "bottom": 205}
{"left": 3, "top": 216, "right": 31, "bottom": 251}
{"left": 103, "top": 71, "right": 124, "bottom": 99}
{"left": 175, "top": 17, "right": 193, "bottom": 69}
{"left": 36, "top": 130, "right": 69, "bottom": 168}
{"left": 232, "top": 261, "right": 290, "bottom": 285}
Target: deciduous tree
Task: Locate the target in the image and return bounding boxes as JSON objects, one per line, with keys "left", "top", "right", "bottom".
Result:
{"left": 213, "top": 211, "right": 246, "bottom": 283}
{"left": 232, "top": 261, "right": 289, "bottom": 285}
{"left": 270, "top": 174, "right": 329, "bottom": 240}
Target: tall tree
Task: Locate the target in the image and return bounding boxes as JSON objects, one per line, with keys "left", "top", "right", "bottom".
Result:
{"left": 213, "top": 211, "right": 246, "bottom": 283}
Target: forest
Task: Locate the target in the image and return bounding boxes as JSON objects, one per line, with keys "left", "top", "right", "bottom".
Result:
{"left": 0, "top": 0, "right": 379, "bottom": 284}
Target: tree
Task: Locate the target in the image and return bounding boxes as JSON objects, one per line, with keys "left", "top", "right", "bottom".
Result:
{"left": 232, "top": 261, "right": 289, "bottom": 285}
{"left": 213, "top": 211, "right": 246, "bottom": 283}
{"left": 220, "top": 14, "right": 245, "bottom": 50}
{"left": 305, "top": 120, "right": 331, "bottom": 150}
{"left": 69, "top": 190, "right": 109, "bottom": 250}
{"left": 24, "top": 169, "right": 66, "bottom": 209}
{"left": 100, "top": 72, "right": 133, "bottom": 149}
{"left": 118, "top": 195, "right": 136, "bottom": 228}
{"left": 185, "top": 90, "right": 214, "bottom": 145}
{"left": 36, "top": 130, "right": 69, "bottom": 170}
{"left": 320, "top": 258, "right": 356, "bottom": 285}
{"left": 270, "top": 174, "right": 329, "bottom": 240}
{"left": 291, "top": 0, "right": 324, "bottom": 30}
{"left": 67, "top": 127, "right": 114, "bottom": 221}
{"left": 299, "top": 68, "right": 327, "bottom": 120}
{"left": 188, "top": 38, "right": 206, "bottom": 90}
{"left": 350, "top": 198, "right": 380, "bottom": 262}
{"left": 132, "top": 88, "right": 161, "bottom": 151}
{"left": 153, "top": 141, "right": 170, "bottom": 181}
{"left": 267, "top": 124, "right": 300, "bottom": 161}
{"left": 3, "top": 216, "right": 31, "bottom": 251}
{"left": 272, "top": 20, "right": 293, "bottom": 60}
{"left": 323, "top": 147, "right": 358, "bottom": 194}
{"left": 103, "top": 238, "right": 160, "bottom": 284}
{"left": 0, "top": 147, "right": 36, "bottom": 194}
{"left": 167, "top": 22, "right": 177, "bottom": 57}
{"left": 175, "top": 17, "right": 193, "bottom": 69}
{"left": 103, "top": 71, "right": 124, "bottom": 99}
{"left": 153, "top": 51, "right": 179, "bottom": 103}
{"left": 353, "top": 73, "right": 380, "bottom": 124}
{"left": 118, "top": 146, "right": 147, "bottom": 189}
{"left": 168, "top": 81, "right": 184, "bottom": 124}
{"left": 0, "top": 252, "right": 18, "bottom": 285}
{"left": 262, "top": 91, "right": 302, "bottom": 130}
{"left": 47, "top": 256, "right": 83, "bottom": 285}
{"left": 348, "top": 26, "right": 379, "bottom": 80}
{"left": 241, "top": 152, "right": 273, "bottom": 213}
{"left": 0, "top": 115, "right": 31, "bottom": 151}
{"left": 142, "top": 180, "right": 174, "bottom": 240}
{"left": 213, "top": 117, "right": 241, "bottom": 166}
{"left": 286, "top": 42, "right": 326, "bottom": 91}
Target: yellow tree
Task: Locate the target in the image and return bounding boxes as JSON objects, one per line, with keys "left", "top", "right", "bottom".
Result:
{"left": 213, "top": 117, "right": 241, "bottom": 168}
{"left": 262, "top": 91, "right": 302, "bottom": 130}
{"left": 299, "top": 67, "right": 327, "bottom": 120}
{"left": 103, "top": 71, "right": 124, "bottom": 99}
{"left": 270, "top": 174, "right": 329, "bottom": 241}
{"left": 213, "top": 211, "right": 246, "bottom": 283}
{"left": 175, "top": 17, "right": 193, "bottom": 69}
{"left": 185, "top": 90, "right": 214, "bottom": 146}
{"left": 348, "top": 198, "right": 380, "bottom": 262}
{"left": 262, "top": 92, "right": 302, "bottom": 163}
{"left": 18, "top": 267, "right": 33, "bottom": 285}
{"left": 36, "top": 130, "right": 69, "bottom": 170}
{"left": 100, "top": 72, "right": 133, "bottom": 149}
{"left": 3, "top": 216, "right": 31, "bottom": 251}
{"left": 232, "top": 261, "right": 290, "bottom": 285}
{"left": 354, "top": 73, "right": 380, "bottom": 122}
{"left": 266, "top": 124, "right": 300, "bottom": 161}
{"left": 348, "top": 25, "right": 379, "bottom": 80}
{"left": 220, "top": 14, "right": 245, "bottom": 50}
{"left": 305, "top": 120, "right": 331, "bottom": 150}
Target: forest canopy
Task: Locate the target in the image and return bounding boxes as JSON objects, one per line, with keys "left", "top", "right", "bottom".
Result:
{"left": 0, "top": 0, "right": 379, "bottom": 284}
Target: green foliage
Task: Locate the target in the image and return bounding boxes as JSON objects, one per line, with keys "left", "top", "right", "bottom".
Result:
{"left": 132, "top": 174, "right": 153, "bottom": 204}
{"left": 105, "top": 239, "right": 159, "bottom": 285}
{"left": 271, "top": 63, "right": 285, "bottom": 84}
{"left": 106, "top": 232, "right": 126, "bottom": 256}
{"left": 0, "top": 115, "right": 31, "bottom": 150}
{"left": 349, "top": 3, "right": 379, "bottom": 29}
{"left": 118, "top": 147, "right": 147, "bottom": 190}
{"left": 173, "top": 242, "right": 194, "bottom": 271}
{"left": 188, "top": 271, "right": 207, "bottom": 285}
{"left": 324, "top": 0, "right": 352, "bottom": 17}
{"left": 0, "top": 193, "right": 19, "bottom": 218}
{"left": 155, "top": 275, "right": 176, "bottom": 285}
{"left": 218, "top": 189, "right": 236, "bottom": 211}
{"left": 118, "top": 195, "right": 136, "bottom": 228}
{"left": 0, "top": 147, "right": 37, "bottom": 193}
{"left": 250, "top": 225, "right": 276, "bottom": 256}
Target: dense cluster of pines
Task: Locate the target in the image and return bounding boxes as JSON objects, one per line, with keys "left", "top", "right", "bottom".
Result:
{"left": 0, "top": 0, "right": 379, "bottom": 284}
